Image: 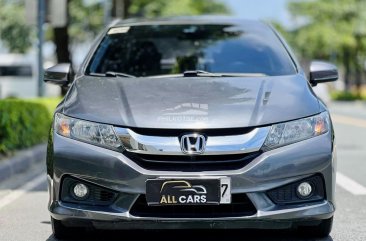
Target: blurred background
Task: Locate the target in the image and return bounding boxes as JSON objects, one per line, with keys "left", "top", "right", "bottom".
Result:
{"left": 1, "top": 0, "right": 366, "bottom": 100}
{"left": 1, "top": 1, "right": 366, "bottom": 240}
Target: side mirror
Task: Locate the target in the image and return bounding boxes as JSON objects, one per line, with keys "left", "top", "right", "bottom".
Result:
{"left": 44, "top": 63, "right": 73, "bottom": 86}
{"left": 310, "top": 61, "right": 338, "bottom": 86}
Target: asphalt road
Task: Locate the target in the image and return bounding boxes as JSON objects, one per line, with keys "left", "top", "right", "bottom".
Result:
{"left": 1, "top": 101, "right": 366, "bottom": 241}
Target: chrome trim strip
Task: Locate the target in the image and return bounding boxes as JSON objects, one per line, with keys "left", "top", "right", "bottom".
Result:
{"left": 114, "top": 127, "right": 270, "bottom": 156}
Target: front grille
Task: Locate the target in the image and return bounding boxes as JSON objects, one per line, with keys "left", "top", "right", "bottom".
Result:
{"left": 124, "top": 151, "right": 262, "bottom": 172}
{"left": 130, "top": 194, "right": 257, "bottom": 218}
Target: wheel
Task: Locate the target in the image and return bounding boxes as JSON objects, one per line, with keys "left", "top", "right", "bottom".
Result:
{"left": 51, "top": 217, "right": 74, "bottom": 240}
{"left": 297, "top": 217, "right": 333, "bottom": 238}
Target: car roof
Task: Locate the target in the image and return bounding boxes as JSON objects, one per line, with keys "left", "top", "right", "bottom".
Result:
{"left": 112, "top": 16, "right": 269, "bottom": 29}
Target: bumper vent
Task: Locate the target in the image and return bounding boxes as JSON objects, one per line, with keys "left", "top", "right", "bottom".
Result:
{"left": 61, "top": 177, "right": 118, "bottom": 206}
{"left": 267, "top": 175, "right": 325, "bottom": 205}
{"left": 130, "top": 194, "right": 257, "bottom": 218}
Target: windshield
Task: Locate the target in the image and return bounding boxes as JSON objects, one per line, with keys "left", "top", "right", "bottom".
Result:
{"left": 87, "top": 23, "right": 296, "bottom": 77}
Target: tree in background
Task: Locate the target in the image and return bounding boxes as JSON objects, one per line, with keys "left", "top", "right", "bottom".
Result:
{"left": 284, "top": 0, "right": 366, "bottom": 94}
{"left": 127, "top": 0, "right": 229, "bottom": 18}
{"left": 52, "top": 0, "right": 105, "bottom": 94}
{"left": 0, "top": 0, "right": 229, "bottom": 96}
{"left": 0, "top": 0, "right": 33, "bottom": 53}
{"left": 50, "top": 0, "right": 106, "bottom": 66}
{"left": 53, "top": 0, "right": 229, "bottom": 60}
{"left": 52, "top": 0, "right": 229, "bottom": 94}
{"left": 0, "top": 0, "right": 228, "bottom": 64}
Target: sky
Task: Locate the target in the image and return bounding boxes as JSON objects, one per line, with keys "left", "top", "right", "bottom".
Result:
{"left": 222, "top": 0, "right": 292, "bottom": 28}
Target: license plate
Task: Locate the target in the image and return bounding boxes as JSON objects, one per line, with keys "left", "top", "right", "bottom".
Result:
{"left": 146, "top": 177, "right": 231, "bottom": 206}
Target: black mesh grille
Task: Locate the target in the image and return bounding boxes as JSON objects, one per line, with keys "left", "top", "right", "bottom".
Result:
{"left": 124, "top": 151, "right": 262, "bottom": 172}
{"left": 130, "top": 194, "right": 257, "bottom": 218}
{"left": 94, "top": 190, "right": 116, "bottom": 202}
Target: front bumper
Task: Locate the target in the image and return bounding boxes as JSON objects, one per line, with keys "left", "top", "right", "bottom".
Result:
{"left": 49, "top": 193, "right": 334, "bottom": 229}
{"left": 50, "top": 200, "right": 333, "bottom": 230}
{"left": 48, "top": 130, "right": 336, "bottom": 229}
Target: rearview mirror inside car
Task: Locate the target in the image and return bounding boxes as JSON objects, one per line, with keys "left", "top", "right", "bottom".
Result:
{"left": 310, "top": 61, "right": 338, "bottom": 86}
{"left": 44, "top": 63, "right": 73, "bottom": 86}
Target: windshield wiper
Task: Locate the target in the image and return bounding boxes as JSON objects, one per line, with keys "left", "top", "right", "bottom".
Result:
{"left": 183, "top": 70, "right": 266, "bottom": 77}
{"left": 183, "top": 70, "right": 219, "bottom": 77}
{"left": 105, "top": 71, "right": 136, "bottom": 78}
{"left": 89, "top": 72, "right": 136, "bottom": 78}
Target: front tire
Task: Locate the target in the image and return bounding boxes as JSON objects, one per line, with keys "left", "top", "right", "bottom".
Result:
{"left": 297, "top": 217, "right": 333, "bottom": 238}
{"left": 51, "top": 217, "right": 75, "bottom": 240}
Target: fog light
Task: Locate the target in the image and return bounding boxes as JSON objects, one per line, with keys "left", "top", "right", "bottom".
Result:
{"left": 297, "top": 182, "right": 312, "bottom": 198}
{"left": 73, "top": 183, "right": 89, "bottom": 199}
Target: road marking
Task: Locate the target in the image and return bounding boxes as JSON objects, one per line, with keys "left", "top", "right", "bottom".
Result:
{"left": 332, "top": 114, "right": 366, "bottom": 128}
{"left": 0, "top": 175, "right": 46, "bottom": 210}
{"left": 337, "top": 172, "right": 366, "bottom": 195}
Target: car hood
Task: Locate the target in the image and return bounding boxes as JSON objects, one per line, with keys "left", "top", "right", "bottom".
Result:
{"left": 62, "top": 75, "right": 320, "bottom": 129}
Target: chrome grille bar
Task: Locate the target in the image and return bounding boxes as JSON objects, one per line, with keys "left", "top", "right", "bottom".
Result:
{"left": 114, "top": 127, "right": 269, "bottom": 156}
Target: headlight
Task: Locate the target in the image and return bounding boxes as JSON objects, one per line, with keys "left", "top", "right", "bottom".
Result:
{"left": 262, "top": 112, "right": 329, "bottom": 150}
{"left": 54, "top": 113, "right": 122, "bottom": 150}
